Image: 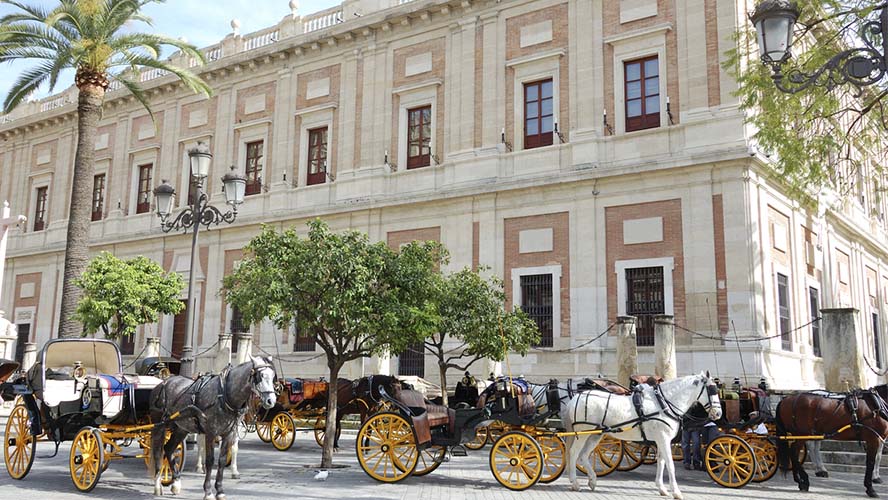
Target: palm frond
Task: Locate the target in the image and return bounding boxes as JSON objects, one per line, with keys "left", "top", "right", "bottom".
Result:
{"left": 0, "top": 23, "right": 72, "bottom": 52}
{"left": 109, "top": 73, "right": 154, "bottom": 120}
{"left": 112, "top": 53, "right": 211, "bottom": 97}
{"left": 3, "top": 60, "right": 52, "bottom": 112}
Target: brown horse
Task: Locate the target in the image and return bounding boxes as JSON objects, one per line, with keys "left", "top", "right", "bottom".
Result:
{"left": 776, "top": 390, "right": 888, "bottom": 497}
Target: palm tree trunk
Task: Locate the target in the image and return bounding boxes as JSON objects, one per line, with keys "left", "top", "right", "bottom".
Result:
{"left": 58, "top": 84, "right": 104, "bottom": 338}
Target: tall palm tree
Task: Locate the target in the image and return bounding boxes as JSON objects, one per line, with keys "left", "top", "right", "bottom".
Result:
{"left": 0, "top": 0, "right": 211, "bottom": 337}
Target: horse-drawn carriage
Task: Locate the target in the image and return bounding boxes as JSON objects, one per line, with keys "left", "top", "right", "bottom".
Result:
{"left": 1, "top": 338, "right": 183, "bottom": 492}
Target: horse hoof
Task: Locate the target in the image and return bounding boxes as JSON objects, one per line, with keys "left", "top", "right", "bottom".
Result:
{"left": 673, "top": 491, "right": 683, "bottom": 500}
{"left": 217, "top": 495, "right": 227, "bottom": 500}
{"left": 196, "top": 466, "right": 204, "bottom": 474}
{"left": 867, "top": 490, "right": 879, "bottom": 498}
{"left": 154, "top": 487, "right": 164, "bottom": 497}
{"left": 659, "top": 489, "right": 669, "bottom": 497}
{"left": 570, "top": 482, "right": 580, "bottom": 492}
{"left": 232, "top": 473, "right": 240, "bottom": 480}
{"left": 874, "top": 478, "right": 882, "bottom": 484}
{"left": 815, "top": 471, "right": 829, "bottom": 478}
{"left": 171, "top": 480, "right": 181, "bottom": 495}
{"left": 204, "top": 495, "right": 214, "bottom": 500}
{"left": 799, "top": 485, "right": 809, "bottom": 493}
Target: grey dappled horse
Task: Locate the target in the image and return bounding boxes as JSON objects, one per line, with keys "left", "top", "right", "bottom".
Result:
{"left": 149, "top": 355, "right": 277, "bottom": 500}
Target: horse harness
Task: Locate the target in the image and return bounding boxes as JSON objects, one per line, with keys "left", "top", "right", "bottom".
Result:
{"left": 794, "top": 389, "right": 888, "bottom": 442}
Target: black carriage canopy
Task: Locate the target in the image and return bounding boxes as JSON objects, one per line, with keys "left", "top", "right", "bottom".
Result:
{"left": 0, "top": 358, "right": 19, "bottom": 382}
{"left": 133, "top": 356, "right": 182, "bottom": 376}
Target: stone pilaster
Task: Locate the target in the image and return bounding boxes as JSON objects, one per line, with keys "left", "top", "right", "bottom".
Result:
{"left": 654, "top": 315, "right": 677, "bottom": 380}
{"left": 616, "top": 316, "right": 638, "bottom": 386}
{"left": 820, "top": 308, "right": 866, "bottom": 391}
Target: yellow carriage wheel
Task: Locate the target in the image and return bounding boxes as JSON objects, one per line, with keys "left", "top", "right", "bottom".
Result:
{"left": 704, "top": 435, "right": 755, "bottom": 489}
{"left": 356, "top": 412, "right": 418, "bottom": 483}
{"left": 671, "top": 442, "right": 684, "bottom": 462}
{"left": 616, "top": 441, "right": 646, "bottom": 471}
{"left": 70, "top": 428, "right": 104, "bottom": 492}
{"left": 489, "top": 431, "right": 544, "bottom": 491}
{"left": 413, "top": 445, "right": 446, "bottom": 477}
{"left": 464, "top": 426, "right": 488, "bottom": 450}
{"left": 256, "top": 421, "right": 272, "bottom": 443}
{"left": 314, "top": 417, "right": 342, "bottom": 448}
{"left": 577, "top": 435, "right": 622, "bottom": 477}
{"left": 271, "top": 413, "right": 296, "bottom": 451}
{"left": 3, "top": 404, "right": 35, "bottom": 480}
{"left": 537, "top": 435, "right": 566, "bottom": 483}
{"left": 642, "top": 444, "right": 658, "bottom": 465}
{"left": 159, "top": 441, "right": 186, "bottom": 487}
{"left": 749, "top": 438, "right": 778, "bottom": 483}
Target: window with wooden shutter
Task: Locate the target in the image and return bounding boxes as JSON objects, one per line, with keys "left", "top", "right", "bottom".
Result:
{"left": 624, "top": 56, "right": 660, "bottom": 132}
{"left": 92, "top": 174, "right": 105, "bottom": 222}
{"left": 33, "top": 187, "right": 47, "bottom": 231}
{"left": 245, "top": 140, "right": 263, "bottom": 196}
{"left": 136, "top": 164, "right": 153, "bottom": 214}
{"left": 523, "top": 79, "right": 554, "bottom": 149}
{"left": 306, "top": 127, "right": 328, "bottom": 186}
{"left": 406, "top": 105, "right": 432, "bottom": 169}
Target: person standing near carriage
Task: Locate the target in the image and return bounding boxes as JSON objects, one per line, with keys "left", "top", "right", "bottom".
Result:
{"left": 681, "top": 403, "right": 708, "bottom": 470}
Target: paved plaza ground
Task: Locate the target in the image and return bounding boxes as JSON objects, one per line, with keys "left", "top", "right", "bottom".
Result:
{"left": 0, "top": 417, "right": 879, "bottom": 500}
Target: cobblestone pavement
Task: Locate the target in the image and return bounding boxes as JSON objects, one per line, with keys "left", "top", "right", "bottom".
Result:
{"left": 0, "top": 422, "right": 879, "bottom": 500}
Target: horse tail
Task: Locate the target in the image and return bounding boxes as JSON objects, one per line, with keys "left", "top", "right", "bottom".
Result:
{"left": 775, "top": 399, "right": 791, "bottom": 475}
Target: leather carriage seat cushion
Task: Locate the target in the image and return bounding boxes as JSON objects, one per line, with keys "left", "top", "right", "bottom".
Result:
{"left": 303, "top": 380, "right": 327, "bottom": 401}
{"left": 395, "top": 389, "right": 454, "bottom": 430}
{"left": 42, "top": 379, "right": 80, "bottom": 407}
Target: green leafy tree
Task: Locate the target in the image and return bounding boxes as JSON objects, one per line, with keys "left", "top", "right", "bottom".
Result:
{"left": 223, "top": 220, "right": 442, "bottom": 468}
{"left": 74, "top": 252, "right": 184, "bottom": 342}
{"left": 424, "top": 268, "right": 539, "bottom": 405}
{"left": 726, "top": 0, "right": 888, "bottom": 199}
{"left": 0, "top": 0, "right": 212, "bottom": 338}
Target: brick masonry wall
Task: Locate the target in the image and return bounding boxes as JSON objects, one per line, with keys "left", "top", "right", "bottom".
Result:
{"left": 294, "top": 64, "right": 342, "bottom": 182}
{"left": 605, "top": 199, "right": 685, "bottom": 328}
{"left": 712, "top": 194, "right": 728, "bottom": 334}
{"left": 704, "top": 0, "right": 721, "bottom": 108}
{"left": 602, "top": 0, "right": 680, "bottom": 130}
{"left": 504, "top": 212, "right": 570, "bottom": 338}
{"left": 179, "top": 97, "right": 219, "bottom": 136}
{"left": 386, "top": 226, "right": 441, "bottom": 249}
{"left": 768, "top": 206, "right": 790, "bottom": 269}
{"left": 129, "top": 112, "right": 164, "bottom": 149}
{"left": 837, "top": 249, "right": 851, "bottom": 304}
{"left": 504, "top": 4, "right": 569, "bottom": 146}
{"left": 235, "top": 81, "right": 277, "bottom": 123}
{"left": 391, "top": 38, "right": 446, "bottom": 167}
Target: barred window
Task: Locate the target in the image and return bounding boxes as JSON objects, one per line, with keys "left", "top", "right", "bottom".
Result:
{"left": 520, "top": 274, "right": 553, "bottom": 348}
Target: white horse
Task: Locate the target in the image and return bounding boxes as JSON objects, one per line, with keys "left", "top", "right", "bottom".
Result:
{"left": 196, "top": 433, "right": 240, "bottom": 479}
{"left": 565, "top": 372, "right": 722, "bottom": 499}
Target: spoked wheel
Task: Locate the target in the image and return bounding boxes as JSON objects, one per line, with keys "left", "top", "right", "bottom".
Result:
{"left": 487, "top": 421, "right": 509, "bottom": 442}
{"left": 256, "top": 421, "right": 272, "bottom": 443}
{"left": 489, "top": 431, "right": 544, "bottom": 491}
{"left": 271, "top": 413, "right": 296, "bottom": 451}
{"left": 159, "top": 441, "right": 186, "bottom": 487}
{"left": 464, "top": 426, "right": 488, "bottom": 450}
{"left": 413, "top": 445, "right": 446, "bottom": 477}
{"left": 356, "top": 412, "right": 418, "bottom": 483}
{"left": 237, "top": 420, "right": 249, "bottom": 440}
{"left": 537, "top": 435, "right": 566, "bottom": 483}
{"left": 4, "top": 404, "right": 36, "bottom": 480}
{"left": 70, "top": 427, "right": 104, "bottom": 492}
{"left": 577, "top": 435, "right": 622, "bottom": 477}
{"left": 314, "top": 417, "right": 342, "bottom": 448}
{"left": 671, "top": 442, "right": 684, "bottom": 462}
{"left": 642, "top": 444, "right": 658, "bottom": 465}
{"left": 616, "top": 441, "right": 646, "bottom": 471}
{"left": 704, "top": 435, "right": 755, "bottom": 488}
{"left": 750, "top": 438, "right": 778, "bottom": 483}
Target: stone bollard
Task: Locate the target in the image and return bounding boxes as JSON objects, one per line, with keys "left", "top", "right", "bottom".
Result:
{"left": 820, "top": 308, "right": 866, "bottom": 391}
{"left": 216, "top": 333, "right": 232, "bottom": 372}
{"left": 654, "top": 315, "right": 677, "bottom": 380}
{"left": 234, "top": 332, "right": 252, "bottom": 365}
{"left": 21, "top": 342, "right": 36, "bottom": 371}
{"left": 616, "top": 316, "right": 638, "bottom": 387}
{"left": 145, "top": 336, "right": 161, "bottom": 358}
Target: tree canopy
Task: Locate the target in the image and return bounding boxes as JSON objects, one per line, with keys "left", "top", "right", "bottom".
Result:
{"left": 73, "top": 251, "right": 184, "bottom": 340}
{"left": 727, "top": 0, "right": 888, "bottom": 200}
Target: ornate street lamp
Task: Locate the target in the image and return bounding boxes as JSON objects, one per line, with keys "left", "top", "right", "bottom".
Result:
{"left": 154, "top": 142, "right": 246, "bottom": 378}
{"left": 750, "top": 0, "right": 888, "bottom": 94}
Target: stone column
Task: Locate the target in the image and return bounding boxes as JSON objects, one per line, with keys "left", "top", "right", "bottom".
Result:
{"left": 820, "top": 308, "right": 866, "bottom": 391}
{"left": 145, "top": 336, "right": 161, "bottom": 358}
{"left": 616, "top": 316, "right": 638, "bottom": 386}
{"left": 21, "top": 343, "right": 36, "bottom": 371}
{"left": 654, "top": 315, "right": 677, "bottom": 380}
{"left": 215, "top": 333, "right": 232, "bottom": 373}
{"left": 234, "top": 332, "right": 253, "bottom": 365}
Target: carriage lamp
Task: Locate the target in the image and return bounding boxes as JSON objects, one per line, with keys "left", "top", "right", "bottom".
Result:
{"left": 188, "top": 141, "right": 212, "bottom": 180}
{"left": 751, "top": 0, "right": 888, "bottom": 93}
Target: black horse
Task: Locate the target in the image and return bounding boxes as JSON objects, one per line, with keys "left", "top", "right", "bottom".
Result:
{"left": 149, "top": 355, "right": 277, "bottom": 500}
{"left": 330, "top": 375, "right": 402, "bottom": 448}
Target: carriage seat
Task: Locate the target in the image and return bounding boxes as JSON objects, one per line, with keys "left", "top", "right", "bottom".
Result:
{"left": 41, "top": 378, "right": 80, "bottom": 407}
{"left": 396, "top": 389, "right": 455, "bottom": 431}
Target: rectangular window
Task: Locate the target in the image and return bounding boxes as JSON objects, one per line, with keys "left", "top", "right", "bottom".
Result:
{"left": 809, "top": 287, "right": 821, "bottom": 357}
{"left": 624, "top": 56, "right": 660, "bottom": 132}
{"left": 136, "top": 164, "right": 153, "bottom": 214}
{"left": 230, "top": 306, "right": 250, "bottom": 354}
{"left": 777, "top": 273, "right": 791, "bottom": 350}
{"left": 91, "top": 174, "right": 105, "bottom": 222}
{"left": 520, "top": 274, "right": 554, "bottom": 348}
{"left": 293, "top": 323, "right": 316, "bottom": 352}
{"left": 398, "top": 342, "right": 425, "bottom": 377}
{"left": 625, "top": 266, "right": 665, "bottom": 346}
{"left": 524, "top": 79, "right": 554, "bottom": 149}
{"left": 874, "top": 312, "right": 883, "bottom": 368}
{"left": 306, "top": 127, "right": 328, "bottom": 186}
{"left": 244, "top": 140, "right": 263, "bottom": 196}
{"left": 406, "top": 105, "right": 432, "bottom": 169}
{"left": 33, "top": 186, "right": 47, "bottom": 231}
{"left": 118, "top": 334, "right": 134, "bottom": 356}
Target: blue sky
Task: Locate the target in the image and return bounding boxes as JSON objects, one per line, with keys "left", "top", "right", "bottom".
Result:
{"left": 0, "top": 0, "right": 341, "bottom": 101}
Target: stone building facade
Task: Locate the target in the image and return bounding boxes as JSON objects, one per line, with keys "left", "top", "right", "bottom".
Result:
{"left": 1, "top": 0, "right": 887, "bottom": 390}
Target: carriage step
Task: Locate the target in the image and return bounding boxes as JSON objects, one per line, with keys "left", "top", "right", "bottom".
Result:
{"left": 818, "top": 440, "right": 888, "bottom": 453}
{"left": 821, "top": 451, "right": 888, "bottom": 467}
{"left": 450, "top": 446, "right": 468, "bottom": 457}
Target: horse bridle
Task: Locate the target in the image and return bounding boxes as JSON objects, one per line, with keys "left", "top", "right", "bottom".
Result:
{"left": 656, "top": 375, "right": 719, "bottom": 423}
{"left": 249, "top": 359, "right": 277, "bottom": 402}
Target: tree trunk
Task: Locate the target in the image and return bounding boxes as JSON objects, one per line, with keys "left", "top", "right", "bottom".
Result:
{"left": 321, "top": 361, "right": 341, "bottom": 468}
{"left": 438, "top": 362, "right": 449, "bottom": 407}
{"left": 58, "top": 84, "right": 105, "bottom": 338}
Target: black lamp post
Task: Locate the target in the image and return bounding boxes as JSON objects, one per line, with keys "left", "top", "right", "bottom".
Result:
{"left": 153, "top": 141, "right": 246, "bottom": 378}
{"left": 751, "top": 0, "right": 888, "bottom": 94}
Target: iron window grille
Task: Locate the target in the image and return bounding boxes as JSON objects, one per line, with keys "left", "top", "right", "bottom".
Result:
{"left": 625, "top": 266, "right": 665, "bottom": 347}
{"left": 398, "top": 342, "right": 425, "bottom": 377}
{"left": 521, "top": 273, "right": 554, "bottom": 348}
